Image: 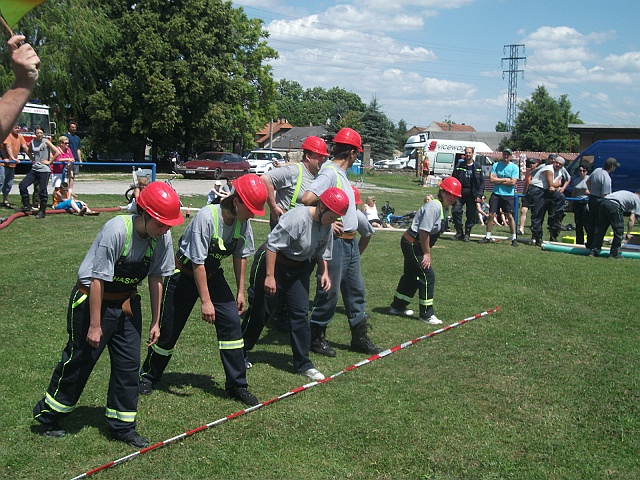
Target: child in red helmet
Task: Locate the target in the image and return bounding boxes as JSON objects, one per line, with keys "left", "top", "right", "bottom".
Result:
{"left": 34, "top": 182, "right": 183, "bottom": 448}
{"left": 389, "top": 177, "right": 461, "bottom": 324}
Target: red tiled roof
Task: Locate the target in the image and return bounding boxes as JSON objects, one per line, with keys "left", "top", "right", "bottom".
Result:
{"left": 433, "top": 122, "right": 476, "bottom": 132}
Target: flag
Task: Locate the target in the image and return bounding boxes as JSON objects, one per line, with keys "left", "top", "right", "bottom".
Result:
{"left": 0, "top": 0, "right": 46, "bottom": 28}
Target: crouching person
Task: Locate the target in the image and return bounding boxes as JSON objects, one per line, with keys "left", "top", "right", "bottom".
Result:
{"left": 33, "top": 183, "right": 183, "bottom": 447}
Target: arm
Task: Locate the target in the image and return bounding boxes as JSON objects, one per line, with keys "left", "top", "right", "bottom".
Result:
{"left": 147, "top": 276, "right": 163, "bottom": 346}
{"left": 559, "top": 176, "right": 571, "bottom": 194}
{"left": 626, "top": 214, "right": 636, "bottom": 240}
{"left": 418, "top": 229, "right": 431, "bottom": 269}
{"left": 0, "top": 36, "right": 40, "bottom": 141}
{"left": 192, "top": 263, "right": 215, "bottom": 323}
{"left": 261, "top": 174, "right": 285, "bottom": 222}
{"left": 233, "top": 256, "right": 247, "bottom": 314}
{"left": 316, "top": 258, "right": 331, "bottom": 292}
{"left": 45, "top": 139, "right": 59, "bottom": 162}
{"left": 87, "top": 278, "right": 104, "bottom": 348}
{"left": 264, "top": 248, "right": 277, "bottom": 296}
{"left": 358, "top": 234, "right": 371, "bottom": 255}
{"left": 301, "top": 190, "right": 319, "bottom": 206}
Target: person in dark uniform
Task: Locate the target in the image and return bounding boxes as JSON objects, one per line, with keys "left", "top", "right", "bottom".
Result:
{"left": 139, "top": 174, "right": 267, "bottom": 407}
{"left": 452, "top": 146, "right": 485, "bottom": 241}
{"left": 389, "top": 176, "right": 462, "bottom": 324}
{"left": 33, "top": 182, "right": 183, "bottom": 447}
{"left": 242, "top": 188, "right": 349, "bottom": 381}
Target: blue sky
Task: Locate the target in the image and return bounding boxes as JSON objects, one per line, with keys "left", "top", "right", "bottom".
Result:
{"left": 232, "top": 0, "right": 640, "bottom": 133}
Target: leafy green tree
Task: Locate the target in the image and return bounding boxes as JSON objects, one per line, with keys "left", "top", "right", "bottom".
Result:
{"left": 360, "top": 96, "right": 396, "bottom": 160}
{"left": 395, "top": 119, "right": 408, "bottom": 150}
{"left": 504, "top": 85, "right": 582, "bottom": 152}
{"left": 87, "top": 0, "right": 278, "bottom": 160}
{"left": 495, "top": 121, "right": 509, "bottom": 132}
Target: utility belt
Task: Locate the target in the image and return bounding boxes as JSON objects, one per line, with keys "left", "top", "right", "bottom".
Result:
{"left": 337, "top": 231, "right": 357, "bottom": 240}
{"left": 75, "top": 281, "right": 138, "bottom": 318}
{"left": 402, "top": 231, "right": 419, "bottom": 245}
{"left": 276, "top": 252, "right": 307, "bottom": 268}
{"left": 174, "top": 254, "right": 220, "bottom": 279}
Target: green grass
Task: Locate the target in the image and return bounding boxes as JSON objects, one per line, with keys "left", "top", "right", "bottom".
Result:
{"left": 1, "top": 173, "right": 639, "bottom": 479}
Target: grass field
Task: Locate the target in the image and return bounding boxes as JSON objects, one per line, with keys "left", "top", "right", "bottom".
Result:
{"left": 1, "top": 173, "right": 639, "bottom": 479}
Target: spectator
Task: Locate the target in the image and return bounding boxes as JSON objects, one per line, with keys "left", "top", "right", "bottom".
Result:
{"left": 50, "top": 136, "right": 74, "bottom": 194}
{"left": 589, "top": 190, "right": 640, "bottom": 258}
{"left": 586, "top": 157, "right": 619, "bottom": 248}
{"left": 422, "top": 154, "right": 431, "bottom": 187}
{"left": 476, "top": 195, "right": 489, "bottom": 225}
{"left": 139, "top": 174, "right": 267, "bottom": 407}
{"left": 206, "top": 180, "right": 227, "bottom": 205}
{"left": 424, "top": 194, "right": 433, "bottom": 203}
{"left": 452, "top": 146, "right": 485, "bottom": 242}
{"left": 18, "top": 126, "right": 58, "bottom": 218}
{"left": 126, "top": 176, "right": 149, "bottom": 213}
{"left": 301, "top": 128, "right": 381, "bottom": 357}
{"left": 480, "top": 149, "right": 519, "bottom": 246}
{"left": 221, "top": 177, "right": 233, "bottom": 196}
{"left": 65, "top": 122, "right": 82, "bottom": 189}
{"left": 54, "top": 181, "right": 99, "bottom": 215}
{"left": 242, "top": 188, "right": 348, "bottom": 381}
{"left": 2, "top": 123, "right": 32, "bottom": 208}
{"left": 33, "top": 183, "right": 183, "bottom": 447}
{"left": 389, "top": 177, "right": 462, "bottom": 324}
{"left": 362, "top": 195, "right": 384, "bottom": 228}
{"left": 570, "top": 165, "right": 590, "bottom": 245}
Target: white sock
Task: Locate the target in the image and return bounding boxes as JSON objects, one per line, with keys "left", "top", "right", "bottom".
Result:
{"left": 512, "top": 233, "right": 517, "bottom": 240}
{"left": 486, "top": 232, "right": 492, "bottom": 239}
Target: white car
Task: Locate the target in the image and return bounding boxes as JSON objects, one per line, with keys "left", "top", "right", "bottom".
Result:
{"left": 374, "top": 159, "right": 405, "bottom": 170}
{"left": 246, "top": 150, "right": 285, "bottom": 174}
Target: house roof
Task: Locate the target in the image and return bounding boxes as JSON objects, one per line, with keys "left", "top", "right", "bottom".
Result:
{"left": 260, "top": 126, "right": 328, "bottom": 151}
{"left": 427, "top": 121, "right": 476, "bottom": 132}
{"left": 256, "top": 120, "right": 294, "bottom": 145}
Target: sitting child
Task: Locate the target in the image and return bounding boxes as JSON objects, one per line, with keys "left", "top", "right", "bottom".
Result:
{"left": 53, "top": 182, "right": 99, "bottom": 216}
{"left": 126, "top": 176, "right": 149, "bottom": 213}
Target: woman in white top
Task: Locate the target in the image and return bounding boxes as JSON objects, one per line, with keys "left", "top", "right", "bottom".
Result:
{"left": 362, "top": 195, "right": 383, "bottom": 227}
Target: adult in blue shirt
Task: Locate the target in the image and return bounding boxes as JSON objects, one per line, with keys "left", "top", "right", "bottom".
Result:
{"left": 480, "top": 150, "right": 520, "bottom": 246}
{"left": 65, "top": 122, "right": 82, "bottom": 188}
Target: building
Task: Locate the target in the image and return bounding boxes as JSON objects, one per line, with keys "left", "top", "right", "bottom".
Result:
{"left": 568, "top": 124, "right": 640, "bottom": 153}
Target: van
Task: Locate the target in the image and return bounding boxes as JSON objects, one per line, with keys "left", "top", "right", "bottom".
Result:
{"left": 566, "top": 140, "right": 640, "bottom": 193}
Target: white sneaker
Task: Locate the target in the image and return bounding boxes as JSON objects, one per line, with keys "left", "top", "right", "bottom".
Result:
{"left": 389, "top": 306, "right": 414, "bottom": 316}
{"left": 423, "top": 315, "right": 443, "bottom": 325}
{"left": 244, "top": 357, "right": 253, "bottom": 369}
{"left": 300, "top": 368, "right": 325, "bottom": 381}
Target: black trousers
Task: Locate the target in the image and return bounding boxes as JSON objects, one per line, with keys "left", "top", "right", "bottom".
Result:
{"left": 573, "top": 201, "right": 589, "bottom": 245}
{"left": 140, "top": 269, "right": 247, "bottom": 391}
{"left": 591, "top": 200, "right": 624, "bottom": 256}
{"left": 19, "top": 169, "right": 49, "bottom": 206}
{"left": 452, "top": 191, "right": 478, "bottom": 233}
{"left": 33, "top": 287, "right": 143, "bottom": 436}
{"left": 391, "top": 236, "right": 435, "bottom": 319}
{"left": 586, "top": 196, "right": 604, "bottom": 248}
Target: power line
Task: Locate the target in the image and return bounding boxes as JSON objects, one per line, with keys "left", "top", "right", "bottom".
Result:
{"left": 502, "top": 44, "right": 526, "bottom": 131}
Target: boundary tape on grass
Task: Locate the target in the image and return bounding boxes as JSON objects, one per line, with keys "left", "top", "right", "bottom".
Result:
{"left": 70, "top": 306, "right": 500, "bottom": 479}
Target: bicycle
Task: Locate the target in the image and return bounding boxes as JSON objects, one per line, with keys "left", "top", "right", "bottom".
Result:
{"left": 380, "top": 201, "right": 416, "bottom": 229}
{"left": 125, "top": 169, "right": 183, "bottom": 207}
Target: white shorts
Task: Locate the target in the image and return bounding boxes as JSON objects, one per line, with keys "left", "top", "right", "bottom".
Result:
{"left": 51, "top": 173, "right": 64, "bottom": 188}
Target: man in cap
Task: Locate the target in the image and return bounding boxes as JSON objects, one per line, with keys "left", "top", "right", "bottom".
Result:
{"left": 586, "top": 157, "right": 619, "bottom": 248}
{"left": 302, "top": 128, "right": 382, "bottom": 357}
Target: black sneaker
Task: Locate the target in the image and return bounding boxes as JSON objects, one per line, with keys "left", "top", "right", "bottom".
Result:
{"left": 453, "top": 232, "right": 464, "bottom": 241}
{"left": 228, "top": 386, "right": 260, "bottom": 407}
{"left": 42, "top": 423, "right": 66, "bottom": 438}
{"left": 112, "top": 430, "right": 149, "bottom": 448}
{"left": 511, "top": 239, "right": 518, "bottom": 247}
{"left": 139, "top": 380, "right": 153, "bottom": 395}
{"left": 479, "top": 237, "right": 492, "bottom": 244}
{"left": 463, "top": 233, "right": 470, "bottom": 242}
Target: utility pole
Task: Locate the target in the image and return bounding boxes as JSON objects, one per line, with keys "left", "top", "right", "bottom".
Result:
{"left": 502, "top": 44, "right": 526, "bottom": 131}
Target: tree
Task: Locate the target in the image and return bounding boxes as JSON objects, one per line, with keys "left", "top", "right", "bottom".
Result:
{"left": 87, "top": 0, "right": 278, "bottom": 160}
{"left": 395, "top": 119, "right": 408, "bottom": 150}
{"left": 360, "top": 97, "right": 396, "bottom": 160}
{"left": 504, "top": 85, "right": 582, "bottom": 152}
{"left": 495, "top": 121, "right": 509, "bottom": 132}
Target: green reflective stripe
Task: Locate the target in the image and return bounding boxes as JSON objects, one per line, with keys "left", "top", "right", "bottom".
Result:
{"left": 105, "top": 408, "right": 136, "bottom": 423}
{"left": 72, "top": 293, "right": 88, "bottom": 308}
{"left": 174, "top": 268, "right": 181, "bottom": 274}
{"left": 219, "top": 339, "right": 244, "bottom": 350}
{"left": 432, "top": 198, "right": 444, "bottom": 220}
{"left": 393, "top": 292, "right": 413, "bottom": 303}
{"left": 45, "top": 392, "right": 76, "bottom": 413}
{"left": 251, "top": 248, "right": 267, "bottom": 288}
{"left": 288, "top": 163, "right": 304, "bottom": 209}
{"left": 419, "top": 298, "right": 433, "bottom": 306}
{"left": 325, "top": 164, "right": 342, "bottom": 189}
{"left": 207, "top": 205, "right": 241, "bottom": 251}
{"left": 151, "top": 343, "right": 173, "bottom": 356}
{"left": 120, "top": 215, "right": 133, "bottom": 257}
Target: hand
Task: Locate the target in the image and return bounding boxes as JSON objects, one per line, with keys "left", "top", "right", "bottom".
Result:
{"left": 264, "top": 275, "right": 277, "bottom": 297}
{"left": 332, "top": 221, "right": 344, "bottom": 236}
{"left": 8, "top": 36, "right": 39, "bottom": 88}
{"left": 201, "top": 300, "right": 216, "bottom": 323}
{"left": 86, "top": 325, "right": 102, "bottom": 348}
{"left": 147, "top": 324, "right": 160, "bottom": 346}
{"left": 420, "top": 253, "right": 431, "bottom": 270}
{"left": 319, "top": 273, "right": 331, "bottom": 292}
{"left": 236, "top": 292, "right": 246, "bottom": 315}
{"left": 271, "top": 205, "right": 284, "bottom": 222}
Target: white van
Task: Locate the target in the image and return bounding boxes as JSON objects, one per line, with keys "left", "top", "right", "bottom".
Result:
{"left": 399, "top": 135, "right": 492, "bottom": 176}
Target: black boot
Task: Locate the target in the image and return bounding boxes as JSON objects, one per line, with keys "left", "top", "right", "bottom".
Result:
{"left": 20, "top": 196, "right": 31, "bottom": 214}
{"left": 310, "top": 324, "right": 336, "bottom": 357}
{"left": 350, "top": 320, "right": 382, "bottom": 355}
{"left": 35, "top": 202, "right": 46, "bottom": 219}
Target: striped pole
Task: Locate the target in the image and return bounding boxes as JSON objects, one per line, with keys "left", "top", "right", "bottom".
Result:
{"left": 70, "top": 306, "right": 500, "bottom": 479}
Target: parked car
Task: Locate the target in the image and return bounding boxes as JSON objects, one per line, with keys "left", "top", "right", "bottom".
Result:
{"left": 374, "top": 159, "right": 404, "bottom": 170}
{"left": 176, "top": 152, "right": 250, "bottom": 179}
{"left": 246, "top": 149, "right": 285, "bottom": 175}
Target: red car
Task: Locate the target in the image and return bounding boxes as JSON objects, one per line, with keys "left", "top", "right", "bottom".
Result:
{"left": 176, "top": 152, "right": 250, "bottom": 179}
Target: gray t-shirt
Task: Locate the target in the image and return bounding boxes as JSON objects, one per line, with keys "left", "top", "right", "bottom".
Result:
{"left": 307, "top": 162, "right": 357, "bottom": 232}
{"left": 410, "top": 200, "right": 442, "bottom": 236}
{"left": 77, "top": 215, "right": 175, "bottom": 286}
{"left": 605, "top": 190, "right": 640, "bottom": 215}
{"left": 266, "top": 206, "right": 333, "bottom": 262}
{"left": 572, "top": 175, "right": 589, "bottom": 197}
{"left": 178, "top": 204, "right": 254, "bottom": 264}
{"left": 588, "top": 168, "right": 612, "bottom": 197}
{"left": 29, "top": 138, "right": 51, "bottom": 173}
{"left": 265, "top": 162, "right": 315, "bottom": 210}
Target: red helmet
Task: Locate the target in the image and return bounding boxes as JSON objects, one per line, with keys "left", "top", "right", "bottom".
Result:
{"left": 333, "top": 128, "right": 363, "bottom": 152}
{"left": 351, "top": 185, "right": 362, "bottom": 204}
{"left": 440, "top": 176, "right": 462, "bottom": 198}
{"left": 320, "top": 187, "right": 349, "bottom": 216}
{"left": 301, "top": 136, "right": 328, "bottom": 157}
{"left": 234, "top": 174, "right": 268, "bottom": 216}
{"left": 137, "top": 181, "right": 184, "bottom": 226}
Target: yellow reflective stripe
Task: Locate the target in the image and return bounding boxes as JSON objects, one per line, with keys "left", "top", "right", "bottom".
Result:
{"left": 71, "top": 293, "right": 88, "bottom": 308}
{"left": 45, "top": 392, "right": 76, "bottom": 413}
{"left": 393, "top": 292, "right": 413, "bottom": 303}
{"left": 419, "top": 298, "right": 433, "bottom": 306}
{"left": 120, "top": 215, "right": 133, "bottom": 257}
{"left": 219, "top": 339, "right": 244, "bottom": 350}
{"left": 289, "top": 162, "right": 304, "bottom": 209}
{"left": 151, "top": 343, "right": 173, "bottom": 356}
{"left": 105, "top": 408, "right": 136, "bottom": 423}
